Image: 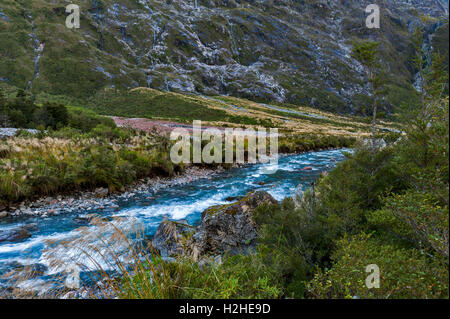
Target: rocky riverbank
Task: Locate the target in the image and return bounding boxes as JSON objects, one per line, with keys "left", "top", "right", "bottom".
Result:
{"left": 0, "top": 128, "right": 39, "bottom": 138}
{"left": 0, "top": 166, "right": 224, "bottom": 220}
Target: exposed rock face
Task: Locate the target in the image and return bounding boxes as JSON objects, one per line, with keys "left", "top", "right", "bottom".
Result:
{"left": 152, "top": 219, "right": 196, "bottom": 257}
{"left": 0, "top": 1, "right": 448, "bottom": 113}
{"left": 152, "top": 191, "right": 278, "bottom": 260}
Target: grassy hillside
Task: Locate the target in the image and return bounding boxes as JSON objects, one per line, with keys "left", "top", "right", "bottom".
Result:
{"left": 2, "top": 80, "right": 400, "bottom": 137}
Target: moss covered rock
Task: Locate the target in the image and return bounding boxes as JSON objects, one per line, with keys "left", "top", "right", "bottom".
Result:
{"left": 152, "top": 191, "right": 278, "bottom": 260}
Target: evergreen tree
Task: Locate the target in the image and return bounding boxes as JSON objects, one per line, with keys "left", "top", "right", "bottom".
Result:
{"left": 351, "top": 41, "right": 386, "bottom": 155}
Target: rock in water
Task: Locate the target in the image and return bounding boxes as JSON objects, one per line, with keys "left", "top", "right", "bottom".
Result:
{"left": 64, "top": 265, "right": 81, "bottom": 290}
{"left": 152, "top": 191, "right": 278, "bottom": 261}
{"left": 19, "top": 264, "right": 47, "bottom": 279}
{"left": 0, "top": 223, "right": 37, "bottom": 242}
{"left": 195, "top": 191, "right": 278, "bottom": 258}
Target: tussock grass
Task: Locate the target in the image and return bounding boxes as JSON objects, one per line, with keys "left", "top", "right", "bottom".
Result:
{"left": 0, "top": 129, "right": 180, "bottom": 205}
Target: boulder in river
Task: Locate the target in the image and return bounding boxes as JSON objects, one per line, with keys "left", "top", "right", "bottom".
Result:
{"left": 73, "top": 214, "right": 94, "bottom": 225}
{"left": 0, "top": 223, "right": 37, "bottom": 242}
{"left": 18, "top": 263, "right": 47, "bottom": 279}
{"left": 152, "top": 191, "right": 278, "bottom": 261}
{"left": 1, "top": 263, "right": 48, "bottom": 285}
{"left": 195, "top": 191, "right": 278, "bottom": 258}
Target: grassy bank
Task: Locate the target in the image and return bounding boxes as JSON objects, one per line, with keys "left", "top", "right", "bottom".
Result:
{"left": 0, "top": 130, "right": 181, "bottom": 205}
{"left": 0, "top": 91, "right": 184, "bottom": 206}
{"left": 2, "top": 81, "right": 395, "bottom": 136}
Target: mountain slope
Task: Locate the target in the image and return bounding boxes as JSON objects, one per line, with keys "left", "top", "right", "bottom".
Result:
{"left": 0, "top": 0, "right": 448, "bottom": 114}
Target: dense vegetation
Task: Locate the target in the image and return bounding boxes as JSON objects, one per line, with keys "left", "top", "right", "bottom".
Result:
{"left": 0, "top": 129, "right": 182, "bottom": 205}
{"left": 0, "top": 88, "right": 114, "bottom": 130}
{"left": 0, "top": 90, "right": 184, "bottom": 205}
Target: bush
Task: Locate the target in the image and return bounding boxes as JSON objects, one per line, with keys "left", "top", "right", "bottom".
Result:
{"left": 67, "top": 106, "right": 116, "bottom": 133}
{"left": 252, "top": 199, "right": 315, "bottom": 297}
{"left": 116, "top": 254, "right": 282, "bottom": 299}
{"left": 307, "top": 233, "right": 449, "bottom": 299}
{"left": 370, "top": 190, "right": 449, "bottom": 259}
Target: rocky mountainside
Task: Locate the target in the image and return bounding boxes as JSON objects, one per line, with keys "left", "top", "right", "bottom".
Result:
{"left": 0, "top": 0, "right": 448, "bottom": 114}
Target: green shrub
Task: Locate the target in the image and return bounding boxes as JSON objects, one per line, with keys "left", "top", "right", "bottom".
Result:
{"left": 307, "top": 233, "right": 449, "bottom": 299}
{"left": 371, "top": 190, "right": 449, "bottom": 259}
{"left": 252, "top": 199, "right": 314, "bottom": 297}
{"left": 67, "top": 106, "right": 116, "bottom": 133}
{"left": 118, "top": 254, "right": 282, "bottom": 299}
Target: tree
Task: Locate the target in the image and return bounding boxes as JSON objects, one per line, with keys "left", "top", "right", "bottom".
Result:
{"left": 0, "top": 90, "right": 8, "bottom": 127}
{"left": 12, "top": 89, "right": 36, "bottom": 125}
{"left": 412, "top": 26, "right": 449, "bottom": 115}
{"left": 44, "top": 102, "right": 69, "bottom": 128}
{"left": 0, "top": 89, "right": 6, "bottom": 111}
{"left": 385, "top": 33, "right": 449, "bottom": 261}
{"left": 351, "top": 41, "right": 386, "bottom": 155}
{"left": 33, "top": 102, "right": 69, "bottom": 129}
{"left": 402, "top": 27, "right": 450, "bottom": 169}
